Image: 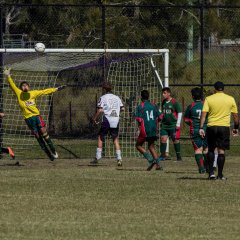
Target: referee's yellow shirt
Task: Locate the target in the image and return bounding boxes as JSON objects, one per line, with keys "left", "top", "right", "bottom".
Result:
{"left": 202, "top": 92, "right": 238, "bottom": 127}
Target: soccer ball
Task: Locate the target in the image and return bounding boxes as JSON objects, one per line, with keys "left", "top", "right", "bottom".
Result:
{"left": 34, "top": 42, "right": 45, "bottom": 53}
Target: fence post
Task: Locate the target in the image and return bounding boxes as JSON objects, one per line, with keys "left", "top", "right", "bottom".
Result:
{"left": 200, "top": 3, "right": 204, "bottom": 90}
{"left": 0, "top": 6, "right": 3, "bottom": 157}
{"left": 69, "top": 101, "right": 72, "bottom": 133}
{"left": 101, "top": 3, "right": 106, "bottom": 81}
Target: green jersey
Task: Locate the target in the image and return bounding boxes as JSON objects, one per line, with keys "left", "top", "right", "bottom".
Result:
{"left": 135, "top": 100, "right": 161, "bottom": 138}
{"left": 184, "top": 100, "right": 207, "bottom": 132}
{"left": 161, "top": 98, "right": 182, "bottom": 129}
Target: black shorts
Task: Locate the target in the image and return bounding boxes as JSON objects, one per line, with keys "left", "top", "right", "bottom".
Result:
{"left": 206, "top": 126, "right": 230, "bottom": 150}
{"left": 99, "top": 117, "right": 119, "bottom": 141}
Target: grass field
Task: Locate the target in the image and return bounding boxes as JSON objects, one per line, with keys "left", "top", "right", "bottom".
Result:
{"left": 0, "top": 157, "right": 239, "bottom": 240}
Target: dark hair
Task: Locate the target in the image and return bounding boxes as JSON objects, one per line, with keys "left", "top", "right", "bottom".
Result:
{"left": 191, "top": 87, "right": 203, "bottom": 100}
{"left": 141, "top": 90, "right": 149, "bottom": 100}
{"left": 214, "top": 81, "right": 224, "bottom": 91}
{"left": 19, "top": 81, "right": 29, "bottom": 89}
{"left": 102, "top": 82, "right": 112, "bottom": 92}
{"left": 162, "top": 87, "right": 171, "bottom": 93}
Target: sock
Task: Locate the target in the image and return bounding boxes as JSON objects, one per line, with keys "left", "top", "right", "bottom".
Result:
{"left": 195, "top": 154, "right": 205, "bottom": 172}
{"left": 1, "top": 147, "right": 9, "bottom": 154}
{"left": 143, "top": 152, "right": 153, "bottom": 163}
{"left": 203, "top": 153, "right": 209, "bottom": 172}
{"left": 96, "top": 148, "right": 102, "bottom": 160}
{"left": 160, "top": 143, "right": 167, "bottom": 156}
{"left": 213, "top": 153, "right": 218, "bottom": 168}
{"left": 207, "top": 151, "right": 215, "bottom": 175}
{"left": 44, "top": 135, "right": 56, "bottom": 154}
{"left": 116, "top": 149, "right": 122, "bottom": 160}
{"left": 36, "top": 137, "right": 52, "bottom": 158}
{"left": 174, "top": 143, "right": 181, "bottom": 158}
{"left": 217, "top": 154, "right": 225, "bottom": 178}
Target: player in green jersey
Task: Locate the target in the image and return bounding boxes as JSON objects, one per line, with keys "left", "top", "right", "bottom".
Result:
{"left": 135, "top": 90, "right": 162, "bottom": 171}
{"left": 160, "top": 87, "right": 182, "bottom": 161}
{"left": 184, "top": 88, "right": 208, "bottom": 173}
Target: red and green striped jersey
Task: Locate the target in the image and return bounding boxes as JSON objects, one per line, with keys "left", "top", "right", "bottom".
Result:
{"left": 161, "top": 98, "right": 182, "bottom": 129}
{"left": 135, "top": 100, "right": 161, "bottom": 138}
{"left": 184, "top": 100, "right": 207, "bottom": 131}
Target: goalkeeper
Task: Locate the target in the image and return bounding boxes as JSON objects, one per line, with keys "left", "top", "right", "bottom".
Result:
{"left": 3, "top": 68, "right": 66, "bottom": 161}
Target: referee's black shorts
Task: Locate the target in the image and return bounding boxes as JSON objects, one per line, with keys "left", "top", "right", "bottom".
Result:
{"left": 206, "top": 126, "right": 230, "bottom": 150}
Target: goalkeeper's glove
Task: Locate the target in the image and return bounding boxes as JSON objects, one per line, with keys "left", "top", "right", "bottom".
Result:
{"left": 57, "top": 85, "right": 66, "bottom": 91}
{"left": 3, "top": 67, "right": 11, "bottom": 76}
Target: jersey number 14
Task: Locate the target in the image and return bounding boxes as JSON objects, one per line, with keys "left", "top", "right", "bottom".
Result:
{"left": 146, "top": 110, "right": 154, "bottom": 121}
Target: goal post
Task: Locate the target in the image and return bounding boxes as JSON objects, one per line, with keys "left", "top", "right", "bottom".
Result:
{"left": 0, "top": 48, "right": 169, "bottom": 159}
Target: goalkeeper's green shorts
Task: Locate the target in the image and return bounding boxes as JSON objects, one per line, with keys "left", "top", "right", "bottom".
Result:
{"left": 25, "top": 115, "right": 46, "bottom": 134}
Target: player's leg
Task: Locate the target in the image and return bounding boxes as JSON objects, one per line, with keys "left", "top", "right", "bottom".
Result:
{"left": 216, "top": 127, "right": 229, "bottom": 180}
{"left": 148, "top": 138, "right": 163, "bottom": 171}
{"left": 191, "top": 131, "right": 205, "bottom": 173}
{"left": 1, "top": 147, "right": 15, "bottom": 159}
{"left": 160, "top": 129, "right": 168, "bottom": 160}
{"left": 203, "top": 147, "right": 209, "bottom": 173}
{"left": 136, "top": 137, "right": 153, "bottom": 170}
{"left": 25, "top": 116, "right": 54, "bottom": 160}
{"left": 111, "top": 127, "right": 122, "bottom": 166}
{"left": 36, "top": 115, "right": 58, "bottom": 159}
{"left": 206, "top": 127, "right": 217, "bottom": 179}
{"left": 171, "top": 128, "right": 182, "bottom": 161}
{"left": 213, "top": 147, "right": 218, "bottom": 170}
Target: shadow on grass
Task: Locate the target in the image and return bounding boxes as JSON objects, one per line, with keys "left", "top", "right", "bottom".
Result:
{"left": 0, "top": 161, "right": 25, "bottom": 167}
{"left": 116, "top": 168, "right": 147, "bottom": 172}
{"left": 178, "top": 176, "right": 209, "bottom": 181}
{"left": 77, "top": 164, "right": 108, "bottom": 167}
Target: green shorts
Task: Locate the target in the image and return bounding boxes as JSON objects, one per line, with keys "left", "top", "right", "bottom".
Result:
{"left": 160, "top": 128, "right": 180, "bottom": 141}
{"left": 25, "top": 115, "right": 46, "bottom": 134}
{"left": 190, "top": 129, "right": 208, "bottom": 150}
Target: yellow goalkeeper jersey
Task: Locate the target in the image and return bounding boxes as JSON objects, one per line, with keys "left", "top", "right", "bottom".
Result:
{"left": 7, "top": 76, "right": 57, "bottom": 119}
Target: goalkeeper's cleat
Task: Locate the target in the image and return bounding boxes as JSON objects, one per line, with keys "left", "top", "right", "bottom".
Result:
{"left": 8, "top": 147, "right": 15, "bottom": 159}
{"left": 155, "top": 164, "right": 163, "bottom": 171}
{"left": 51, "top": 151, "right": 59, "bottom": 159}
{"left": 147, "top": 161, "right": 156, "bottom": 171}
{"left": 90, "top": 158, "right": 99, "bottom": 164}
{"left": 117, "top": 160, "right": 122, "bottom": 167}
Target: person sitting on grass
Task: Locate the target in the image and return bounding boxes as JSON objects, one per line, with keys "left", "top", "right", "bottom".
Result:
{"left": 135, "top": 90, "right": 162, "bottom": 171}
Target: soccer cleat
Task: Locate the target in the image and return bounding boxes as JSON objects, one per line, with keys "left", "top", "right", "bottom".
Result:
{"left": 51, "top": 151, "right": 59, "bottom": 159}
{"left": 199, "top": 168, "right": 206, "bottom": 174}
{"left": 117, "top": 160, "right": 122, "bottom": 167}
{"left": 90, "top": 158, "right": 99, "bottom": 164}
{"left": 217, "top": 176, "right": 227, "bottom": 180}
{"left": 159, "top": 155, "right": 165, "bottom": 161}
{"left": 208, "top": 174, "right": 217, "bottom": 180}
{"left": 8, "top": 147, "right": 15, "bottom": 159}
{"left": 176, "top": 156, "right": 182, "bottom": 161}
{"left": 147, "top": 161, "right": 156, "bottom": 171}
{"left": 155, "top": 164, "right": 163, "bottom": 171}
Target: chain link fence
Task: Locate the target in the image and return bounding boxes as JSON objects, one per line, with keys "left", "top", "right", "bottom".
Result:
{"left": 1, "top": 3, "right": 240, "bottom": 158}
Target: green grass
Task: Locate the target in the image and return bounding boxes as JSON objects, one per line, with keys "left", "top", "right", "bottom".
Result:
{"left": 0, "top": 157, "right": 239, "bottom": 240}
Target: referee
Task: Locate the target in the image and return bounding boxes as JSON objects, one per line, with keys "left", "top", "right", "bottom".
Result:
{"left": 199, "top": 81, "right": 239, "bottom": 180}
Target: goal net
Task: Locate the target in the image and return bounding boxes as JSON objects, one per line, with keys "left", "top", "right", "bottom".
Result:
{"left": 0, "top": 49, "right": 169, "bottom": 159}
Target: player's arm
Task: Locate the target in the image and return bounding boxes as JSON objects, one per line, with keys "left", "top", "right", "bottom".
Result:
{"left": 3, "top": 68, "right": 21, "bottom": 95}
{"left": 175, "top": 101, "right": 182, "bottom": 129}
{"left": 199, "top": 99, "right": 209, "bottom": 138}
{"left": 135, "top": 105, "right": 142, "bottom": 127}
{"left": 231, "top": 98, "right": 239, "bottom": 136}
{"left": 92, "top": 107, "right": 103, "bottom": 125}
{"left": 184, "top": 105, "right": 191, "bottom": 126}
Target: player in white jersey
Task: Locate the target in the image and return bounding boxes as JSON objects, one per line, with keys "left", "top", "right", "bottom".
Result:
{"left": 91, "top": 82, "right": 124, "bottom": 166}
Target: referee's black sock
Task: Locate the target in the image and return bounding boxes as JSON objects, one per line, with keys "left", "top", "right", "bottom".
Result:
{"left": 217, "top": 154, "right": 225, "bottom": 178}
{"left": 207, "top": 151, "right": 215, "bottom": 175}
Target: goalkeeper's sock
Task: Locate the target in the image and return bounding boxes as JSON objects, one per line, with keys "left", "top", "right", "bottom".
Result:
{"left": 96, "top": 148, "right": 102, "bottom": 160}
{"left": 43, "top": 134, "right": 56, "bottom": 154}
{"left": 36, "top": 137, "right": 53, "bottom": 159}
{"left": 160, "top": 143, "right": 167, "bottom": 156}
{"left": 217, "top": 154, "right": 225, "bottom": 178}
{"left": 174, "top": 143, "right": 181, "bottom": 158}
{"left": 143, "top": 152, "right": 153, "bottom": 163}
{"left": 195, "top": 154, "right": 205, "bottom": 173}
{"left": 116, "top": 149, "right": 122, "bottom": 160}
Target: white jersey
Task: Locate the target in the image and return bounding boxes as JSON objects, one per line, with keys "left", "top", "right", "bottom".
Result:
{"left": 97, "top": 93, "right": 124, "bottom": 128}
